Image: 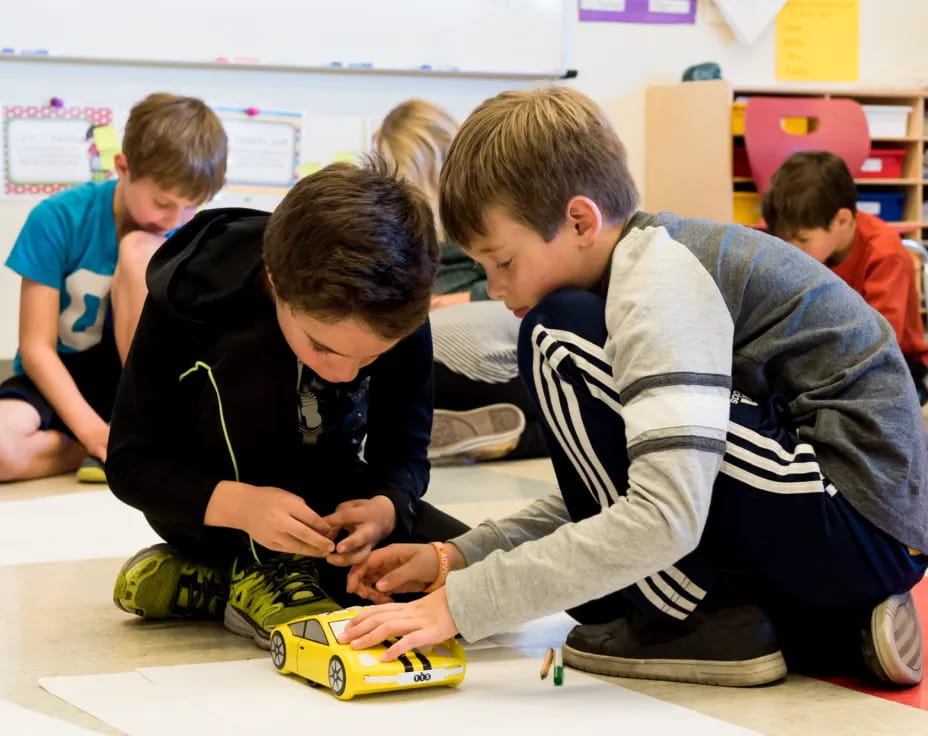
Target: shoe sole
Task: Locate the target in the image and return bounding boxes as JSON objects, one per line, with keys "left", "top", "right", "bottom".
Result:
{"left": 76, "top": 466, "right": 107, "bottom": 483}
{"left": 223, "top": 604, "right": 272, "bottom": 650}
{"left": 864, "top": 591, "right": 923, "bottom": 686}
{"left": 429, "top": 404, "right": 526, "bottom": 462}
{"left": 563, "top": 645, "right": 787, "bottom": 687}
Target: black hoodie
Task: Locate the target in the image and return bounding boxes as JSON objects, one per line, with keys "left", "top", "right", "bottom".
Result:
{"left": 106, "top": 208, "right": 433, "bottom": 538}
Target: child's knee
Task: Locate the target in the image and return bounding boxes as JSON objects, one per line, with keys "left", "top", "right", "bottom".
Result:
{"left": 116, "top": 231, "right": 164, "bottom": 281}
{"left": 0, "top": 428, "right": 30, "bottom": 481}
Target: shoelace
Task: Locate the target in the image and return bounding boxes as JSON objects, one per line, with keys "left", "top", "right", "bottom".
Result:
{"left": 246, "top": 556, "right": 331, "bottom": 607}
{"left": 174, "top": 567, "right": 225, "bottom": 615}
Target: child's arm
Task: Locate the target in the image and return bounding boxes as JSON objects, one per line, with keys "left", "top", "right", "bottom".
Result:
{"left": 362, "top": 321, "right": 434, "bottom": 534}
{"left": 18, "top": 278, "right": 109, "bottom": 459}
{"left": 859, "top": 250, "right": 916, "bottom": 346}
{"left": 107, "top": 300, "right": 334, "bottom": 557}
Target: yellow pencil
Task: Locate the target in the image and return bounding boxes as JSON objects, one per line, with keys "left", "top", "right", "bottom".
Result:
{"left": 540, "top": 647, "right": 554, "bottom": 679}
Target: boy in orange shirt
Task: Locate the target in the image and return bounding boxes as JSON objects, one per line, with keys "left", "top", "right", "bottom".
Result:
{"left": 763, "top": 151, "right": 928, "bottom": 401}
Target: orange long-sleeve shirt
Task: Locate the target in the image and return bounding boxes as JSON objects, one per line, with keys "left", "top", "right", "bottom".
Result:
{"left": 832, "top": 211, "right": 928, "bottom": 367}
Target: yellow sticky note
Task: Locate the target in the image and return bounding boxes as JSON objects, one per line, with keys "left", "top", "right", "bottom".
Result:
{"left": 99, "top": 151, "right": 116, "bottom": 170}
{"left": 92, "top": 125, "right": 120, "bottom": 152}
{"left": 299, "top": 162, "right": 322, "bottom": 178}
{"left": 333, "top": 150, "right": 356, "bottom": 163}
{"left": 776, "top": 0, "right": 859, "bottom": 82}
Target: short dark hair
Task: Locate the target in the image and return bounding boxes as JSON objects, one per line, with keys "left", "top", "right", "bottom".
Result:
{"left": 263, "top": 159, "right": 438, "bottom": 340}
{"left": 762, "top": 151, "right": 857, "bottom": 239}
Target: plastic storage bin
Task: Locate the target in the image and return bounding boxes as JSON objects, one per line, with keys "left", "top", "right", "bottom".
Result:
{"left": 731, "top": 102, "right": 808, "bottom": 136}
{"left": 733, "top": 191, "right": 762, "bottom": 225}
{"left": 856, "top": 192, "right": 906, "bottom": 221}
{"left": 862, "top": 105, "right": 911, "bottom": 138}
{"left": 857, "top": 148, "right": 906, "bottom": 179}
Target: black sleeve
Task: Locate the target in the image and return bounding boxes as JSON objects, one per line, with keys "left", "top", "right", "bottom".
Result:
{"left": 362, "top": 321, "right": 433, "bottom": 535}
{"left": 106, "top": 300, "right": 224, "bottom": 532}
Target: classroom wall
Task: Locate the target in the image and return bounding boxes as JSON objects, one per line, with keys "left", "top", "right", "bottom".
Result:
{"left": 1, "top": 0, "right": 926, "bottom": 358}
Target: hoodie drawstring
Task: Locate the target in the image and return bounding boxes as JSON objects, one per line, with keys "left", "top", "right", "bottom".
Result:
{"left": 179, "top": 361, "right": 261, "bottom": 564}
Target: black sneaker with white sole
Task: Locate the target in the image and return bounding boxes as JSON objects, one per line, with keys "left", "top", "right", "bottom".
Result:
{"left": 563, "top": 603, "right": 787, "bottom": 687}
{"left": 861, "top": 591, "right": 923, "bottom": 686}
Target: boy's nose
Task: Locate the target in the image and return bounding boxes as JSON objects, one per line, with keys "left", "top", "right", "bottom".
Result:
{"left": 486, "top": 274, "right": 505, "bottom": 301}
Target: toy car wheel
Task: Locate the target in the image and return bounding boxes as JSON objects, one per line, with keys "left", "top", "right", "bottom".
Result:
{"left": 328, "top": 656, "right": 352, "bottom": 699}
{"left": 270, "top": 631, "right": 288, "bottom": 672}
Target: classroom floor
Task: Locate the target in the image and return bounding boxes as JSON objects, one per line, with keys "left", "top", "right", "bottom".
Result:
{"left": 1, "top": 459, "right": 927, "bottom": 735}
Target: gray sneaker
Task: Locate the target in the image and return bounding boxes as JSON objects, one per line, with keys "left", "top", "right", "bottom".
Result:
{"left": 861, "top": 591, "right": 923, "bottom": 686}
{"left": 429, "top": 403, "right": 525, "bottom": 464}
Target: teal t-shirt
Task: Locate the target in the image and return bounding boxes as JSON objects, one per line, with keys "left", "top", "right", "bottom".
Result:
{"left": 5, "top": 180, "right": 118, "bottom": 374}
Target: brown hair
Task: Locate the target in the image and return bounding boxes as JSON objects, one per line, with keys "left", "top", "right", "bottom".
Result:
{"left": 439, "top": 86, "right": 638, "bottom": 246}
{"left": 122, "top": 93, "right": 227, "bottom": 202}
{"left": 372, "top": 99, "right": 458, "bottom": 239}
{"left": 263, "top": 158, "right": 438, "bottom": 340}
{"left": 762, "top": 151, "right": 857, "bottom": 239}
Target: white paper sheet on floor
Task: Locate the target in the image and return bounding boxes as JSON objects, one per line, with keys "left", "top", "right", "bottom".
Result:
{"left": 0, "top": 698, "right": 101, "bottom": 735}
{"left": 0, "top": 491, "right": 161, "bottom": 566}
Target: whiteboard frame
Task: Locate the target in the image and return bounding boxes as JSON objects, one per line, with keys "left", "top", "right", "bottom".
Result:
{"left": 0, "top": 54, "right": 577, "bottom": 81}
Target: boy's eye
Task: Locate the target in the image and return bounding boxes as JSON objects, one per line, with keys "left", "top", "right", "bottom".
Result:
{"left": 311, "top": 340, "right": 332, "bottom": 354}
{"left": 155, "top": 201, "right": 171, "bottom": 209}
{"left": 497, "top": 258, "right": 513, "bottom": 270}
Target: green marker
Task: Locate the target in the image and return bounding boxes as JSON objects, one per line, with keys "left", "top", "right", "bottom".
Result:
{"left": 553, "top": 647, "right": 564, "bottom": 686}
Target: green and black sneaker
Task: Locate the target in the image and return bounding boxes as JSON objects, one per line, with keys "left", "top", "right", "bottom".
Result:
{"left": 224, "top": 555, "right": 342, "bottom": 649}
{"left": 114, "top": 544, "right": 230, "bottom": 620}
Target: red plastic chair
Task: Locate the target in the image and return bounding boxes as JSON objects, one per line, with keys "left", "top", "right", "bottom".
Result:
{"left": 743, "top": 97, "right": 871, "bottom": 193}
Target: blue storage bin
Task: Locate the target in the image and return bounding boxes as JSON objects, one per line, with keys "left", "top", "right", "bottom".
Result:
{"left": 857, "top": 192, "right": 906, "bottom": 222}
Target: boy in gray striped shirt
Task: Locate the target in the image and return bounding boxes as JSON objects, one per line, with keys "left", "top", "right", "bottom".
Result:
{"left": 341, "top": 87, "right": 927, "bottom": 688}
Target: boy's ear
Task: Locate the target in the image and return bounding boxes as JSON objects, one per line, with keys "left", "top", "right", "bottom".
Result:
{"left": 566, "top": 195, "right": 603, "bottom": 247}
{"left": 113, "top": 152, "right": 130, "bottom": 179}
{"left": 831, "top": 207, "right": 855, "bottom": 231}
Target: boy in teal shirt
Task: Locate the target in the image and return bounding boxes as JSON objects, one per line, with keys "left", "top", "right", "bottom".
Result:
{"left": 0, "top": 93, "right": 227, "bottom": 482}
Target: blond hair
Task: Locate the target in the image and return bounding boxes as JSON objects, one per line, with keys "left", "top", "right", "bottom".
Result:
{"left": 439, "top": 86, "right": 638, "bottom": 246}
{"left": 373, "top": 99, "right": 458, "bottom": 239}
{"left": 122, "top": 93, "right": 227, "bottom": 203}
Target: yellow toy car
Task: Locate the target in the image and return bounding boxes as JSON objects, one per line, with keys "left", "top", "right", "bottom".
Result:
{"left": 270, "top": 606, "right": 466, "bottom": 700}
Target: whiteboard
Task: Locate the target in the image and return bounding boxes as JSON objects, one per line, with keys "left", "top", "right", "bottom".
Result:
{"left": 1, "top": 0, "right": 570, "bottom": 77}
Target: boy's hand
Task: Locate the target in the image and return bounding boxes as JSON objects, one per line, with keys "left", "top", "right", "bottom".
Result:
{"left": 77, "top": 420, "right": 110, "bottom": 463}
{"left": 345, "top": 543, "right": 438, "bottom": 603}
{"left": 338, "top": 589, "right": 458, "bottom": 661}
{"left": 207, "top": 482, "right": 335, "bottom": 557}
{"left": 324, "top": 496, "right": 396, "bottom": 567}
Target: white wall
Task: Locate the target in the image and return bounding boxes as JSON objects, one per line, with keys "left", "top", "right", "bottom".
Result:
{"left": 2, "top": 0, "right": 927, "bottom": 358}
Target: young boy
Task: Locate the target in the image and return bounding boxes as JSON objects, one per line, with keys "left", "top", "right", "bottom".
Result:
{"left": 0, "top": 93, "right": 227, "bottom": 483}
{"left": 106, "top": 160, "right": 468, "bottom": 648}
{"left": 341, "top": 87, "right": 928, "bottom": 688}
{"left": 763, "top": 150, "right": 928, "bottom": 402}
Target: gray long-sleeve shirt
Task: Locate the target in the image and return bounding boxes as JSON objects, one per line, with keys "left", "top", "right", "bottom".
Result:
{"left": 445, "top": 212, "right": 928, "bottom": 642}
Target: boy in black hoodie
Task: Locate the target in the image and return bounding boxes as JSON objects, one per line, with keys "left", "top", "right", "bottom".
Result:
{"left": 106, "top": 160, "right": 467, "bottom": 648}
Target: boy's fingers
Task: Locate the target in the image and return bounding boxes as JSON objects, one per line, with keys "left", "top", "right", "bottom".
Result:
{"left": 327, "top": 545, "right": 374, "bottom": 567}
{"left": 374, "top": 562, "right": 425, "bottom": 593}
{"left": 288, "top": 502, "right": 332, "bottom": 536}
{"left": 335, "top": 526, "right": 378, "bottom": 555}
{"left": 284, "top": 518, "right": 335, "bottom": 555}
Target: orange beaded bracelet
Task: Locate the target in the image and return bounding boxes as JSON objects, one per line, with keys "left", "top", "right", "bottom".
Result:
{"left": 424, "top": 541, "right": 451, "bottom": 593}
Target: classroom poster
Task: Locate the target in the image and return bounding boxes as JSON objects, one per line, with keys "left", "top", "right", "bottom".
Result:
{"left": 775, "top": 0, "right": 859, "bottom": 81}
{"left": 2, "top": 104, "right": 115, "bottom": 196}
{"left": 215, "top": 107, "right": 302, "bottom": 194}
{"left": 578, "top": 0, "right": 696, "bottom": 24}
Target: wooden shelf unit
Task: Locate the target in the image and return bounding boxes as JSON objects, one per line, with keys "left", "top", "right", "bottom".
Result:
{"left": 645, "top": 82, "right": 928, "bottom": 241}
